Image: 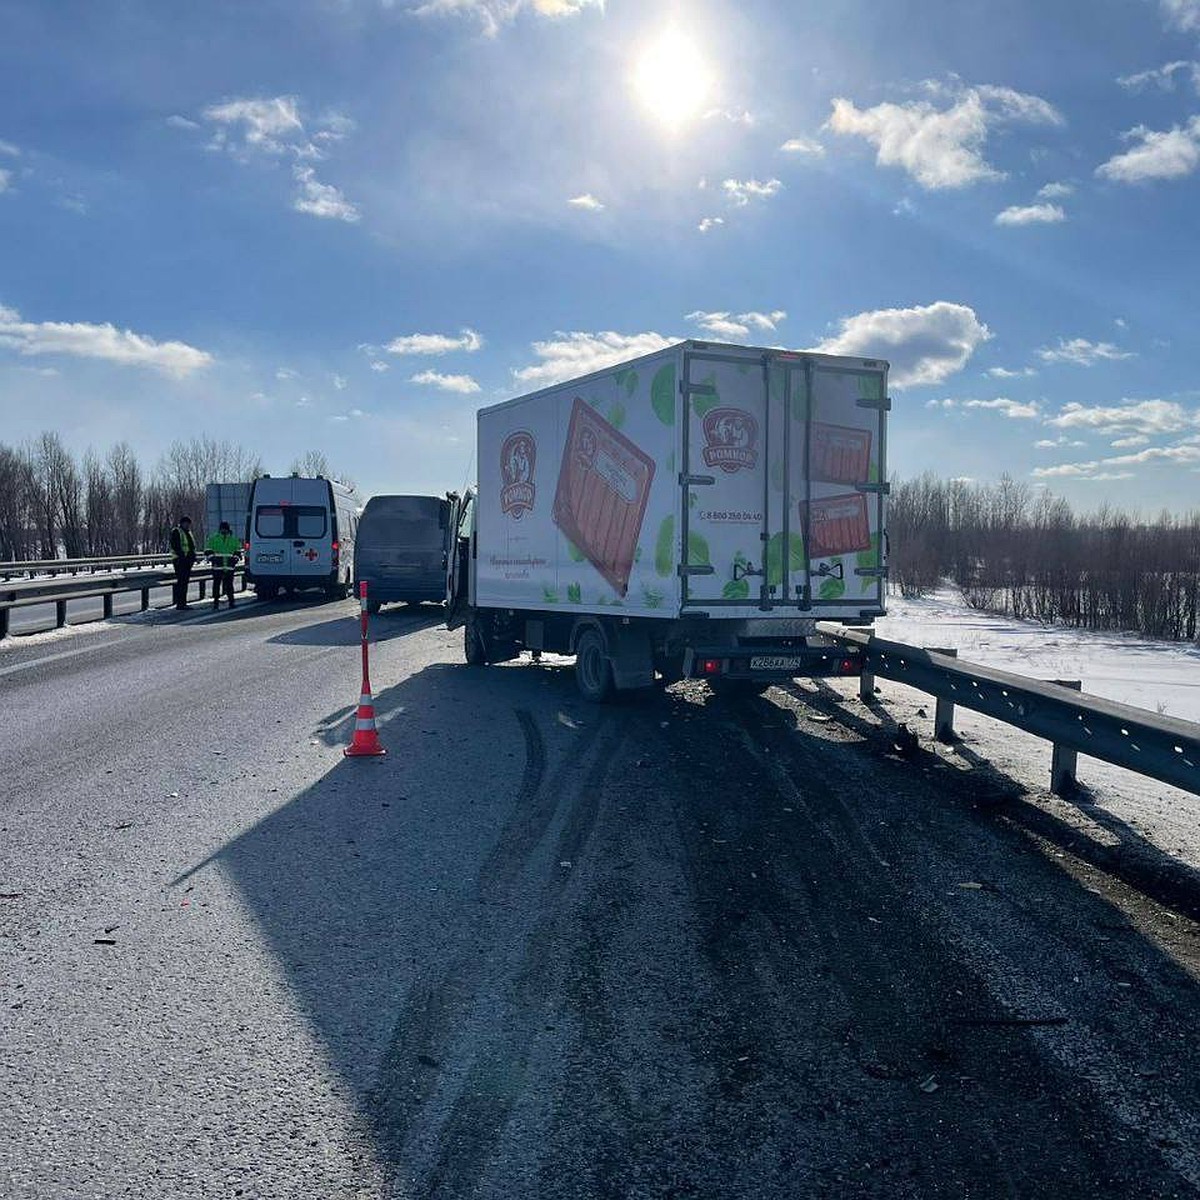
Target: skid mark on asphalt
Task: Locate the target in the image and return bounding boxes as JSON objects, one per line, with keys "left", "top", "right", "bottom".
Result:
{"left": 649, "top": 692, "right": 1199, "bottom": 1197}
{"left": 370, "top": 710, "right": 629, "bottom": 1195}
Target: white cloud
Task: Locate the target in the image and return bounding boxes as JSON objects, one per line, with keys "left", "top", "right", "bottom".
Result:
{"left": 995, "top": 202, "right": 1066, "bottom": 226}
{"left": 0, "top": 169, "right": 11, "bottom": 195}
{"left": 686, "top": 310, "right": 786, "bottom": 340}
{"left": 332, "top": 374, "right": 347, "bottom": 390}
{"left": 1096, "top": 119, "right": 1200, "bottom": 183}
{"left": 697, "top": 216, "right": 724, "bottom": 233}
{"left": 513, "top": 330, "right": 676, "bottom": 388}
{"left": 568, "top": 193, "right": 605, "bottom": 211}
{"left": 826, "top": 82, "right": 1063, "bottom": 190}
{"left": 203, "top": 96, "right": 303, "bottom": 154}
{"left": 1111, "top": 434, "right": 1151, "bottom": 448}
{"left": 926, "top": 397, "right": 958, "bottom": 409}
{"left": 1161, "top": 0, "right": 1200, "bottom": 31}
{"left": 409, "top": 0, "right": 603, "bottom": 37}
{"left": 1032, "top": 444, "right": 1200, "bottom": 479}
{"left": 963, "top": 397, "right": 1041, "bottom": 418}
{"left": 705, "top": 108, "right": 755, "bottom": 126}
{"left": 292, "top": 166, "right": 360, "bottom": 222}
{"left": 1038, "top": 338, "right": 1135, "bottom": 366}
{"left": 986, "top": 366, "right": 1036, "bottom": 378}
{"left": 0, "top": 140, "right": 19, "bottom": 156}
{"left": 780, "top": 136, "right": 825, "bottom": 157}
{"left": 1117, "top": 61, "right": 1200, "bottom": 91}
{"left": 814, "top": 301, "right": 991, "bottom": 387}
{"left": 1036, "top": 181, "right": 1074, "bottom": 199}
{"left": 166, "top": 115, "right": 200, "bottom": 131}
{"left": 386, "top": 328, "right": 484, "bottom": 355}
{"left": 0, "top": 304, "right": 212, "bottom": 378}
{"left": 296, "top": 396, "right": 311, "bottom": 407}
{"left": 369, "top": 360, "right": 389, "bottom": 372}
{"left": 1046, "top": 398, "right": 1197, "bottom": 435}
{"left": 410, "top": 369, "right": 482, "bottom": 394}
{"left": 276, "top": 367, "right": 299, "bottom": 380}
{"left": 722, "top": 177, "right": 782, "bottom": 206}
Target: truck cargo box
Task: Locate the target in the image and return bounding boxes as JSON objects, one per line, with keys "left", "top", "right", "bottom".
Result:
{"left": 474, "top": 340, "right": 887, "bottom": 622}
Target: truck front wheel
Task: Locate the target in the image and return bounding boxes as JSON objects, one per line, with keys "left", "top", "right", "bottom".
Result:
{"left": 575, "top": 628, "right": 614, "bottom": 703}
{"left": 464, "top": 612, "right": 488, "bottom": 666}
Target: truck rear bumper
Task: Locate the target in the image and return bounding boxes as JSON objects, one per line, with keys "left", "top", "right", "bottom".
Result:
{"left": 682, "top": 644, "right": 862, "bottom": 681}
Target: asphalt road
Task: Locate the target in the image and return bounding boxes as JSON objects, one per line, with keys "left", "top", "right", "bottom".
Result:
{"left": 3, "top": 600, "right": 1200, "bottom": 1198}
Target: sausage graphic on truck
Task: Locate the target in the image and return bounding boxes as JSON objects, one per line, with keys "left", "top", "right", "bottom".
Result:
{"left": 445, "top": 340, "right": 889, "bottom": 701}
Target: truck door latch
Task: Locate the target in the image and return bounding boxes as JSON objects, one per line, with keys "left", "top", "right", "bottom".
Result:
{"left": 733, "top": 561, "right": 764, "bottom": 581}
{"left": 813, "top": 561, "right": 844, "bottom": 581}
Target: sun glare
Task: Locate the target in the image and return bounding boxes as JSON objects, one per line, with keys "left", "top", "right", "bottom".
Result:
{"left": 633, "top": 28, "right": 712, "bottom": 130}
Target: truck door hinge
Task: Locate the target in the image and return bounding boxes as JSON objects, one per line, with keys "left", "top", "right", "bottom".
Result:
{"left": 855, "top": 482, "right": 890, "bottom": 495}
{"left": 679, "top": 473, "right": 715, "bottom": 486}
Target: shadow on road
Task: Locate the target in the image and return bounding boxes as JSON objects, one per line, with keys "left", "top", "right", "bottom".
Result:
{"left": 172, "top": 656, "right": 1200, "bottom": 1197}
{"left": 267, "top": 608, "right": 444, "bottom": 647}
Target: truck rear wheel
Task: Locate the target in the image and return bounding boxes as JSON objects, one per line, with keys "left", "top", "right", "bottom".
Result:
{"left": 464, "top": 612, "right": 488, "bottom": 666}
{"left": 575, "top": 628, "right": 614, "bottom": 703}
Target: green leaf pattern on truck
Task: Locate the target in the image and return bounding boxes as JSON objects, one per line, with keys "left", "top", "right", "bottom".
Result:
{"left": 608, "top": 399, "right": 626, "bottom": 430}
{"left": 614, "top": 368, "right": 639, "bottom": 397}
{"left": 857, "top": 373, "right": 884, "bottom": 401}
{"left": 651, "top": 363, "right": 675, "bottom": 426}
{"left": 566, "top": 581, "right": 582, "bottom": 604}
{"left": 722, "top": 577, "right": 750, "bottom": 600}
{"left": 687, "top": 531, "right": 710, "bottom": 567}
{"left": 765, "top": 532, "right": 806, "bottom": 587}
{"left": 654, "top": 515, "right": 675, "bottom": 578}
{"left": 856, "top": 534, "right": 880, "bottom": 570}
{"left": 819, "top": 563, "right": 846, "bottom": 600}
{"left": 691, "top": 373, "right": 721, "bottom": 419}
{"left": 642, "top": 585, "right": 664, "bottom": 609}
{"left": 543, "top": 585, "right": 560, "bottom": 604}
{"left": 566, "top": 539, "right": 585, "bottom": 562}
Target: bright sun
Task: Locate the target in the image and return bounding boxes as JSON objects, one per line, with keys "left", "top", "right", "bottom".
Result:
{"left": 633, "top": 28, "right": 713, "bottom": 129}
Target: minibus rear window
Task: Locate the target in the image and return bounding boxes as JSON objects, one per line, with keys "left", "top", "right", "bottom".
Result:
{"left": 295, "top": 507, "right": 327, "bottom": 538}
{"left": 256, "top": 506, "right": 285, "bottom": 537}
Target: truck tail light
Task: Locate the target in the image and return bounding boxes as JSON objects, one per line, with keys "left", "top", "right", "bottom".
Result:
{"left": 701, "top": 658, "right": 723, "bottom": 676}
{"left": 332, "top": 540, "right": 340, "bottom": 565}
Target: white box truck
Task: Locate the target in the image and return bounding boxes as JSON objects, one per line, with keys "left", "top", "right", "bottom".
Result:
{"left": 446, "top": 340, "right": 889, "bottom": 700}
{"left": 205, "top": 482, "right": 253, "bottom": 542}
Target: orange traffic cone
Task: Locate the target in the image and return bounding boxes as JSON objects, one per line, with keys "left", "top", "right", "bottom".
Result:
{"left": 345, "top": 687, "right": 387, "bottom": 757}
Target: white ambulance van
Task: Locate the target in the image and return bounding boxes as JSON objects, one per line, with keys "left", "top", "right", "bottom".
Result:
{"left": 245, "top": 475, "right": 360, "bottom": 601}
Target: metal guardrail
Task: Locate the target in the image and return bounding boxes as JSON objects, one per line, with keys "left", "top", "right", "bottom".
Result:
{"left": 0, "top": 553, "right": 173, "bottom": 580}
{"left": 816, "top": 621, "right": 1200, "bottom": 799}
{"left": 1, "top": 564, "right": 247, "bottom": 638}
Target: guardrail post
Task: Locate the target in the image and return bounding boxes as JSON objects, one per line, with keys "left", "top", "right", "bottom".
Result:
{"left": 103, "top": 594, "right": 113, "bottom": 619}
{"left": 0, "top": 607, "right": 8, "bottom": 639}
{"left": 930, "top": 647, "right": 958, "bottom": 742}
{"left": 1049, "top": 679, "right": 1083, "bottom": 795}
{"left": 55, "top": 599, "right": 67, "bottom": 629}
{"left": 141, "top": 587, "right": 150, "bottom": 612}
{"left": 859, "top": 665, "right": 876, "bottom": 702}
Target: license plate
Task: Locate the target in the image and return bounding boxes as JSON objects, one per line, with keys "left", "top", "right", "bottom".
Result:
{"left": 256, "top": 552, "right": 284, "bottom": 563}
{"left": 749, "top": 655, "right": 807, "bottom": 671}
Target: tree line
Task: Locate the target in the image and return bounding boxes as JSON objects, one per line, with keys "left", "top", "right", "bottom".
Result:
{"left": 0, "top": 434, "right": 336, "bottom": 561}
{"left": 888, "top": 472, "right": 1200, "bottom": 643}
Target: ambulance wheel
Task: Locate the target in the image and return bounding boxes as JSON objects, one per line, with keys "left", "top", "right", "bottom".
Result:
{"left": 575, "top": 628, "right": 614, "bottom": 703}
{"left": 464, "top": 613, "right": 488, "bottom": 666}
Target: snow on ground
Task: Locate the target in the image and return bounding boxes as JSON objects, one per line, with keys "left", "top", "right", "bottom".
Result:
{"left": 870, "top": 588, "right": 1200, "bottom": 874}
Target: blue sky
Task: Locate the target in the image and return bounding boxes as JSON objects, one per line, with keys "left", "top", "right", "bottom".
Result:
{"left": 1, "top": 0, "right": 1199, "bottom": 512}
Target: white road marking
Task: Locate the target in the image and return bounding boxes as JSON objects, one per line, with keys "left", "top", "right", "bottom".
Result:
{"left": 0, "top": 641, "right": 124, "bottom": 678}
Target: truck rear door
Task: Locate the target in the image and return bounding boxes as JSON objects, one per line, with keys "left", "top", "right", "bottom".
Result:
{"left": 680, "top": 348, "right": 887, "bottom": 613}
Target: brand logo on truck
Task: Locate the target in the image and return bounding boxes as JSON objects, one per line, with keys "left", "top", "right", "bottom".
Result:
{"left": 702, "top": 408, "right": 759, "bottom": 474}
{"left": 500, "top": 430, "right": 537, "bottom": 519}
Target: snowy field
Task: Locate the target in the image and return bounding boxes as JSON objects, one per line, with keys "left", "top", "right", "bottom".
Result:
{"left": 872, "top": 588, "right": 1200, "bottom": 873}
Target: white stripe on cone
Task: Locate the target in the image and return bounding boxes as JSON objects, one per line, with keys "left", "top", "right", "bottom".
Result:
{"left": 355, "top": 718, "right": 378, "bottom": 731}
{"left": 359, "top": 693, "right": 373, "bottom": 706}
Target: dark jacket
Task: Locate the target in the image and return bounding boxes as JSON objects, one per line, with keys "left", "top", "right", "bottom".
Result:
{"left": 170, "top": 526, "right": 197, "bottom": 563}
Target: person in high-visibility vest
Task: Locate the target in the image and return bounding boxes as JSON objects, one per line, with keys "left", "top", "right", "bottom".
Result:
{"left": 169, "top": 515, "right": 197, "bottom": 611}
{"left": 205, "top": 521, "right": 242, "bottom": 610}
